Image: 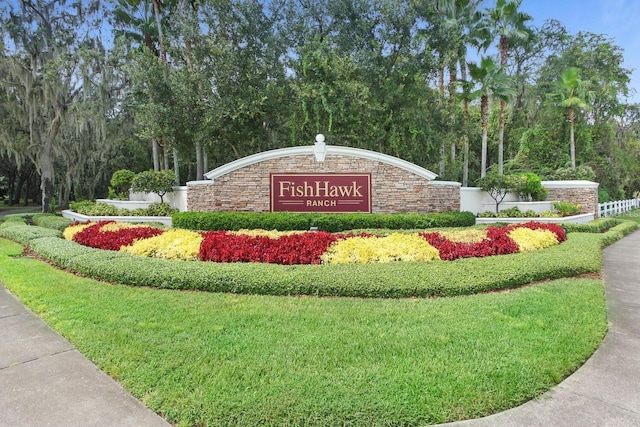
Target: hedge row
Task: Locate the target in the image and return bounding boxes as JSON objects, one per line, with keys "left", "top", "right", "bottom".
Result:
{"left": 563, "top": 217, "right": 623, "bottom": 233}
{"left": 172, "top": 211, "right": 477, "bottom": 232}
{"left": 2, "top": 216, "right": 634, "bottom": 298}
{"left": 32, "top": 214, "right": 73, "bottom": 231}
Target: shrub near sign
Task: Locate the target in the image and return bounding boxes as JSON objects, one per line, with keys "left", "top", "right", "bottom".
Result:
{"left": 271, "top": 173, "right": 371, "bottom": 213}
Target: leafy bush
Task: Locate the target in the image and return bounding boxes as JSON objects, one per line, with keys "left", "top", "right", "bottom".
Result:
{"left": 511, "top": 172, "right": 548, "bottom": 201}
{"left": 131, "top": 170, "right": 176, "bottom": 203}
{"left": 108, "top": 169, "right": 136, "bottom": 200}
{"left": 562, "top": 217, "right": 624, "bottom": 233}
{"left": 0, "top": 223, "right": 62, "bottom": 244}
{"left": 32, "top": 214, "right": 72, "bottom": 231}
{"left": 145, "top": 202, "right": 177, "bottom": 216}
{"left": 498, "top": 207, "right": 538, "bottom": 218}
{"left": 69, "top": 201, "right": 176, "bottom": 217}
{"left": 553, "top": 201, "right": 581, "bottom": 216}
{"left": 552, "top": 165, "right": 596, "bottom": 181}
{"left": 69, "top": 200, "right": 99, "bottom": 214}
{"left": 172, "top": 211, "right": 476, "bottom": 232}
{"left": 71, "top": 201, "right": 121, "bottom": 216}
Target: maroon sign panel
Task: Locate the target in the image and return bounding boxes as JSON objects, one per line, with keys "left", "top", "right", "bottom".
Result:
{"left": 271, "top": 173, "right": 371, "bottom": 213}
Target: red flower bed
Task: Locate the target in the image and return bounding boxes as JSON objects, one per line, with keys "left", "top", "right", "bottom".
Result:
{"left": 73, "top": 221, "right": 165, "bottom": 251}
{"left": 420, "top": 221, "right": 566, "bottom": 261}
{"left": 420, "top": 226, "right": 519, "bottom": 261}
{"left": 198, "top": 231, "right": 343, "bottom": 265}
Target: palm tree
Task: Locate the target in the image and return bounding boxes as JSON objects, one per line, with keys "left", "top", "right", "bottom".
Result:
{"left": 547, "top": 67, "right": 595, "bottom": 169}
{"left": 468, "top": 56, "right": 515, "bottom": 178}
{"left": 485, "top": 0, "right": 532, "bottom": 174}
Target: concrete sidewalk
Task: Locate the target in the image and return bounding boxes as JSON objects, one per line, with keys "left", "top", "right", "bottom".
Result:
{"left": 0, "top": 286, "right": 170, "bottom": 427}
{"left": 440, "top": 230, "right": 640, "bottom": 427}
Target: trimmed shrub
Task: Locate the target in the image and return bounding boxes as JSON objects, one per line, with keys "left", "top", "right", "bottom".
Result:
{"left": 22, "top": 230, "right": 607, "bottom": 298}
{"left": 172, "top": 211, "right": 476, "bottom": 232}
{"left": 563, "top": 217, "right": 622, "bottom": 233}
{"left": 108, "top": 169, "right": 136, "bottom": 200}
{"left": 69, "top": 201, "right": 176, "bottom": 217}
{"left": 32, "top": 214, "right": 72, "bottom": 231}
{"left": 0, "top": 223, "right": 62, "bottom": 244}
{"left": 7, "top": 218, "right": 635, "bottom": 298}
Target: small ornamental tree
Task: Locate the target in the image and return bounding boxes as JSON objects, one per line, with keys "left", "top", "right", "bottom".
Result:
{"left": 108, "top": 169, "right": 136, "bottom": 200}
{"left": 478, "top": 172, "right": 518, "bottom": 214}
{"left": 131, "top": 170, "right": 176, "bottom": 203}
{"left": 512, "top": 172, "right": 547, "bottom": 201}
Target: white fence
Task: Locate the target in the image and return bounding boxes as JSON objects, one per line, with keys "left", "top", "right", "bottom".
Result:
{"left": 598, "top": 198, "right": 640, "bottom": 217}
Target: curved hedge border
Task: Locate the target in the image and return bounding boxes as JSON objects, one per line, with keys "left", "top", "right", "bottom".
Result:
{"left": 1, "top": 214, "right": 636, "bottom": 298}
{"left": 172, "top": 211, "right": 477, "bottom": 232}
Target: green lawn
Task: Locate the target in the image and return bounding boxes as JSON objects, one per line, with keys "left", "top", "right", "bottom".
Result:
{"left": 0, "top": 237, "right": 607, "bottom": 426}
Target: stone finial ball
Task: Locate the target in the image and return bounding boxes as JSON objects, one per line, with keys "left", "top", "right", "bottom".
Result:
{"left": 315, "top": 134, "right": 325, "bottom": 143}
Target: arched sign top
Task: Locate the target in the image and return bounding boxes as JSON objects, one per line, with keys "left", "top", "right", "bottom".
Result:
{"left": 204, "top": 138, "right": 438, "bottom": 181}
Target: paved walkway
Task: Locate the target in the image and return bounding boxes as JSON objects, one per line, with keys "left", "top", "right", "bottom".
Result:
{"left": 1, "top": 230, "right": 639, "bottom": 426}
{"left": 0, "top": 287, "right": 170, "bottom": 426}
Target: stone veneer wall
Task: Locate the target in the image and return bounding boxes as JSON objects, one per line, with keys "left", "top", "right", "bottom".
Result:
{"left": 187, "top": 153, "right": 460, "bottom": 213}
{"left": 542, "top": 181, "right": 599, "bottom": 216}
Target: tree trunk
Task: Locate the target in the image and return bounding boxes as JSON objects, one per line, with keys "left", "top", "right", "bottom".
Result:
{"left": 498, "top": 99, "right": 506, "bottom": 175}
{"left": 498, "top": 35, "right": 508, "bottom": 175}
{"left": 463, "top": 135, "right": 469, "bottom": 186}
{"left": 173, "top": 148, "right": 180, "bottom": 184}
{"left": 461, "top": 60, "right": 469, "bottom": 186}
{"left": 39, "top": 118, "right": 63, "bottom": 213}
{"left": 481, "top": 95, "right": 489, "bottom": 178}
{"left": 152, "top": 139, "right": 160, "bottom": 171}
{"left": 569, "top": 106, "right": 576, "bottom": 169}
{"left": 196, "top": 140, "right": 203, "bottom": 180}
{"left": 163, "top": 144, "right": 170, "bottom": 170}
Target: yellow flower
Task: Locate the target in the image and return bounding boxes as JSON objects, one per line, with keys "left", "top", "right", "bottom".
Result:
{"left": 322, "top": 233, "right": 440, "bottom": 264}
{"left": 121, "top": 229, "right": 203, "bottom": 261}
{"left": 508, "top": 228, "right": 559, "bottom": 252}
{"left": 439, "top": 229, "right": 488, "bottom": 243}
{"left": 229, "top": 229, "right": 303, "bottom": 239}
{"left": 63, "top": 222, "right": 94, "bottom": 241}
{"left": 99, "top": 222, "right": 154, "bottom": 232}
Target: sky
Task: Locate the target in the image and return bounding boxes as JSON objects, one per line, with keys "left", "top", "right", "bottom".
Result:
{"left": 513, "top": 0, "right": 640, "bottom": 103}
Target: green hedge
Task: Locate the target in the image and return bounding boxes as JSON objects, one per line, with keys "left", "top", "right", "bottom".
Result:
{"left": 172, "top": 211, "right": 476, "bottom": 232}
{"left": 20, "top": 232, "right": 602, "bottom": 298}
{"left": 563, "top": 217, "right": 623, "bottom": 233}
{"left": 32, "top": 214, "right": 73, "bottom": 231}
{"left": 69, "top": 201, "right": 177, "bottom": 217}
{"left": 3, "top": 217, "right": 635, "bottom": 298}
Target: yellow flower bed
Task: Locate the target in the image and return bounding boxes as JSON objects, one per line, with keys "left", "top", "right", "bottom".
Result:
{"left": 121, "top": 229, "right": 204, "bottom": 261}
{"left": 63, "top": 222, "right": 94, "bottom": 241}
{"left": 438, "top": 229, "right": 488, "bottom": 244}
{"left": 321, "top": 233, "right": 440, "bottom": 264}
{"left": 99, "top": 222, "right": 155, "bottom": 232}
{"left": 229, "top": 229, "right": 304, "bottom": 239}
{"left": 508, "top": 228, "right": 559, "bottom": 252}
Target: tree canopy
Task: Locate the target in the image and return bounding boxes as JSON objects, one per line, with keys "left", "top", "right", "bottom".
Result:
{"left": 1, "top": 0, "right": 639, "bottom": 211}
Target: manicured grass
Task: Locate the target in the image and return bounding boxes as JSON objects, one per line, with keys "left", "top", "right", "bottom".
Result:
{"left": 0, "top": 238, "right": 607, "bottom": 426}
